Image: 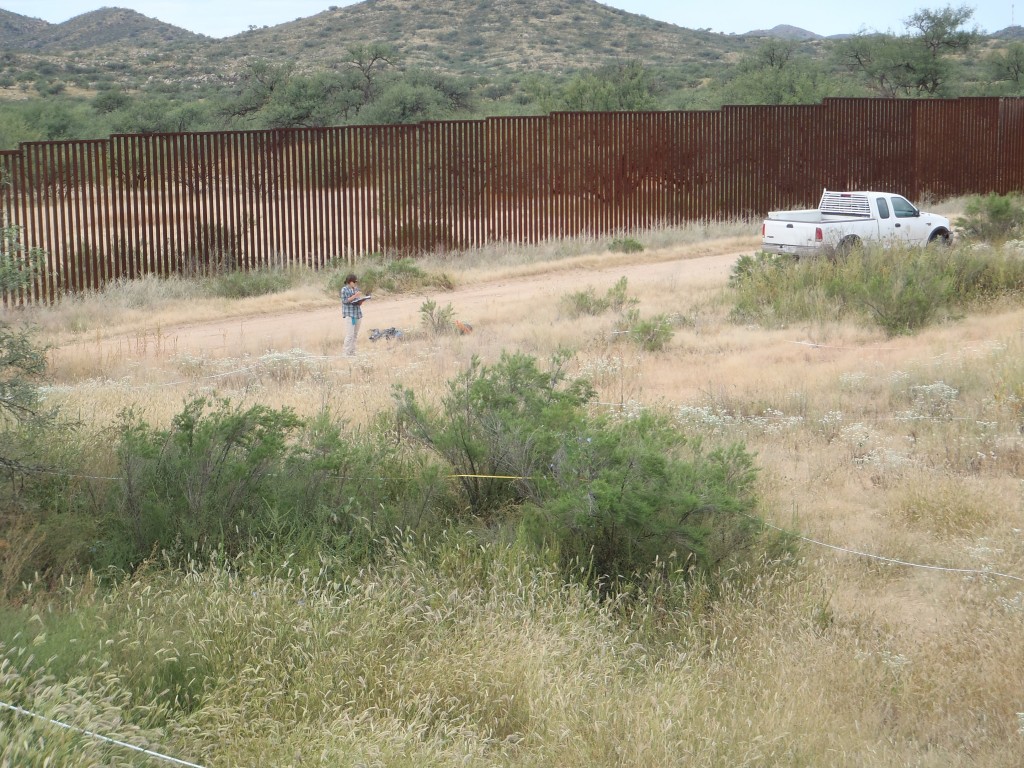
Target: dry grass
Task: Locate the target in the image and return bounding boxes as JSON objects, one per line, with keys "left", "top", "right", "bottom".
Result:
{"left": 4, "top": 217, "right": 1024, "bottom": 766}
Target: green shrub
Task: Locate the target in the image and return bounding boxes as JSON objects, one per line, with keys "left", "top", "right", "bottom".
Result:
{"left": 614, "top": 307, "right": 674, "bottom": 351}
{"left": 562, "top": 285, "right": 609, "bottom": 316}
{"left": 728, "top": 251, "right": 794, "bottom": 288}
{"left": 419, "top": 297, "right": 456, "bottom": 334}
{"left": 0, "top": 324, "right": 118, "bottom": 592}
{"left": 525, "top": 413, "right": 767, "bottom": 590}
{"left": 955, "top": 192, "right": 1024, "bottom": 243}
{"left": 729, "top": 244, "right": 1024, "bottom": 336}
{"left": 328, "top": 257, "right": 453, "bottom": 296}
{"left": 395, "top": 351, "right": 594, "bottom": 518}
{"left": 608, "top": 237, "right": 644, "bottom": 253}
{"left": 561, "top": 276, "right": 637, "bottom": 317}
{"left": 0, "top": 324, "right": 46, "bottom": 426}
{"left": 1, "top": 223, "right": 44, "bottom": 295}
{"left": 395, "top": 351, "right": 772, "bottom": 588}
{"left": 107, "top": 399, "right": 412, "bottom": 571}
{"left": 604, "top": 275, "right": 636, "bottom": 312}
{"left": 210, "top": 268, "right": 295, "bottom": 299}
{"left": 853, "top": 251, "right": 953, "bottom": 335}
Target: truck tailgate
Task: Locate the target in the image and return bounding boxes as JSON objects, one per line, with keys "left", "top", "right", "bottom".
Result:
{"left": 762, "top": 219, "right": 820, "bottom": 256}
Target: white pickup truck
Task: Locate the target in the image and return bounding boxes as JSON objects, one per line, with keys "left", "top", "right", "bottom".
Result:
{"left": 761, "top": 190, "right": 953, "bottom": 259}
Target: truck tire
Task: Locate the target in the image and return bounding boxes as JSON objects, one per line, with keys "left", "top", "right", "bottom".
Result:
{"left": 834, "top": 236, "right": 861, "bottom": 259}
{"left": 928, "top": 229, "right": 952, "bottom": 247}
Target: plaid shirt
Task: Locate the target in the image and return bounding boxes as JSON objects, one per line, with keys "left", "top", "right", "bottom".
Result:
{"left": 341, "top": 284, "right": 363, "bottom": 320}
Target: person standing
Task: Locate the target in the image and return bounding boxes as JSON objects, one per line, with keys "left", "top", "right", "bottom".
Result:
{"left": 340, "top": 273, "right": 368, "bottom": 356}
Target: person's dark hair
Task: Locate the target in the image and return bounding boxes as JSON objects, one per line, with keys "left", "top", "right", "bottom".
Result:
{"left": 344, "top": 273, "right": 358, "bottom": 284}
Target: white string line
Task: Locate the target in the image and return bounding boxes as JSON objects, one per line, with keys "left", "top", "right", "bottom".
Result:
{"left": 595, "top": 401, "right": 995, "bottom": 424}
{"left": 787, "top": 339, "right": 904, "bottom": 351}
{"left": 758, "top": 518, "right": 1024, "bottom": 583}
{"left": 786, "top": 339, "right": 1011, "bottom": 354}
{"left": 52, "top": 351, "right": 365, "bottom": 392}
{"left": 0, "top": 701, "right": 207, "bottom": 768}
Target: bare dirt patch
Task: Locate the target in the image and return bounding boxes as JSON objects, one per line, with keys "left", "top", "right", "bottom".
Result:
{"left": 52, "top": 242, "right": 752, "bottom": 363}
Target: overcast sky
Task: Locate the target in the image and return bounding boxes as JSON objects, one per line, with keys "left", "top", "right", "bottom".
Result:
{"left": 1, "top": 1, "right": 1016, "bottom": 39}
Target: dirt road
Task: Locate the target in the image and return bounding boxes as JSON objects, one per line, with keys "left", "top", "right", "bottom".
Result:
{"left": 66, "top": 244, "right": 752, "bottom": 362}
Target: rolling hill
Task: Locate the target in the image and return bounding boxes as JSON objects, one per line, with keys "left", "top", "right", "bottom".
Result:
{"left": 0, "top": 1, "right": 827, "bottom": 83}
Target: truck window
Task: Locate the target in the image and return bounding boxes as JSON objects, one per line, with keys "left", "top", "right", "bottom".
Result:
{"left": 876, "top": 198, "right": 890, "bottom": 219}
{"left": 891, "top": 196, "right": 917, "bottom": 218}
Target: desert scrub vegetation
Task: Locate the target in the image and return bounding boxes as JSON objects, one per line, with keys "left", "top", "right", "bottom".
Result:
{"left": 395, "top": 351, "right": 774, "bottom": 587}
{"left": 730, "top": 240, "right": 1024, "bottom": 335}
{"left": 561, "top": 275, "right": 636, "bottom": 317}
{"left": 327, "top": 256, "right": 454, "bottom": 296}
{"left": 2, "top": 351, "right": 778, "bottom": 588}
{"left": 955, "top": 191, "right": 1024, "bottom": 244}
{"left": 613, "top": 307, "right": 676, "bottom": 351}
{"left": 560, "top": 277, "right": 674, "bottom": 351}
{"left": 2, "top": 532, "right": 1022, "bottom": 767}
{"left": 416, "top": 296, "right": 475, "bottom": 337}
{"left": 3, "top": 212, "right": 1024, "bottom": 767}
{"left": 0, "top": 346, "right": 778, "bottom": 593}
{"left": 208, "top": 267, "right": 299, "bottom": 299}
{"left": 0, "top": 223, "right": 44, "bottom": 295}
{"left": 608, "top": 236, "right": 644, "bottom": 253}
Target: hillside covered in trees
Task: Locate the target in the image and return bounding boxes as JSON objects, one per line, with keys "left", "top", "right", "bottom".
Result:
{"left": 0, "top": 1, "right": 1022, "bottom": 148}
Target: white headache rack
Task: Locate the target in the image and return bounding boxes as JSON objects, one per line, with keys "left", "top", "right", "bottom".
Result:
{"left": 818, "top": 190, "right": 872, "bottom": 217}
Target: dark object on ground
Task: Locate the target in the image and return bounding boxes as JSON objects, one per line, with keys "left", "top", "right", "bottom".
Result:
{"left": 369, "top": 327, "right": 405, "bottom": 342}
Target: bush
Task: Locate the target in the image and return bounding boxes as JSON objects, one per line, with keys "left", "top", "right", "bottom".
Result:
{"left": 525, "top": 413, "right": 767, "bottom": 590}
{"left": 0, "top": 323, "right": 107, "bottom": 593}
{"left": 395, "top": 351, "right": 594, "bottom": 518}
{"left": 395, "top": 351, "right": 773, "bottom": 589}
{"left": 561, "top": 275, "right": 637, "bottom": 317}
{"left": 210, "top": 268, "right": 295, "bottom": 299}
{"left": 0, "top": 324, "right": 46, "bottom": 429}
{"left": 1, "top": 222, "right": 44, "bottom": 296}
{"left": 327, "top": 257, "right": 452, "bottom": 296}
{"left": 562, "top": 285, "right": 609, "bottom": 316}
{"left": 608, "top": 237, "right": 644, "bottom": 253}
{"left": 419, "top": 297, "right": 456, "bottom": 335}
{"left": 729, "top": 244, "right": 1024, "bottom": 336}
{"left": 614, "top": 307, "right": 674, "bottom": 351}
{"left": 853, "top": 252, "right": 952, "bottom": 335}
{"left": 107, "top": 399, "right": 413, "bottom": 571}
{"left": 955, "top": 192, "right": 1024, "bottom": 243}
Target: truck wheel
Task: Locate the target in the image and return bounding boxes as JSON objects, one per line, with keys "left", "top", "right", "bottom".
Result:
{"left": 834, "top": 236, "right": 861, "bottom": 260}
{"left": 928, "top": 229, "right": 952, "bottom": 247}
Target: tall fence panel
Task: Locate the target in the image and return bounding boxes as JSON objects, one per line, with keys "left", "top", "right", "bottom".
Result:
{"left": 997, "top": 98, "right": 1024, "bottom": 194}
{"left": 487, "top": 116, "right": 554, "bottom": 244}
{"left": 2, "top": 97, "right": 1023, "bottom": 304}
{"left": 822, "top": 99, "right": 917, "bottom": 195}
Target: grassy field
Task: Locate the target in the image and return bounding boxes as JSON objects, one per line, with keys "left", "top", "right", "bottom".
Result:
{"left": 2, "top": 212, "right": 1024, "bottom": 766}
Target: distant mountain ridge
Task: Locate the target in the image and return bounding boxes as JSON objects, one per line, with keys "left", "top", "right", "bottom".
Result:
{"left": 0, "top": 8, "right": 51, "bottom": 49}
{"left": 0, "top": 6, "right": 844, "bottom": 52}
{"left": 0, "top": 7, "right": 205, "bottom": 51}
{"left": 746, "top": 25, "right": 830, "bottom": 41}
{"left": 0, "top": 3, "right": 1019, "bottom": 83}
{"left": 0, "top": 1, "right": 762, "bottom": 79}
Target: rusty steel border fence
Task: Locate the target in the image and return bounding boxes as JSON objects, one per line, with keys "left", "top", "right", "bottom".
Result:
{"left": 2, "top": 97, "right": 1023, "bottom": 304}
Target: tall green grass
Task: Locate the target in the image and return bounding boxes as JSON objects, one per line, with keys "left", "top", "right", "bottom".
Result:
{"left": 3, "top": 537, "right": 1021, "bottom": 767}
{"left": 730, "top": 243, "right": 1024, "bottom": 335}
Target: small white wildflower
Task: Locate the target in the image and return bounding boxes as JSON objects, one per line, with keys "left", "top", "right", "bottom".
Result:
{"left": 820, "top": 410, "right": 843, "bottom": 425}
{"left": 839, "top": 372, "right": 868, "bottom": 390}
